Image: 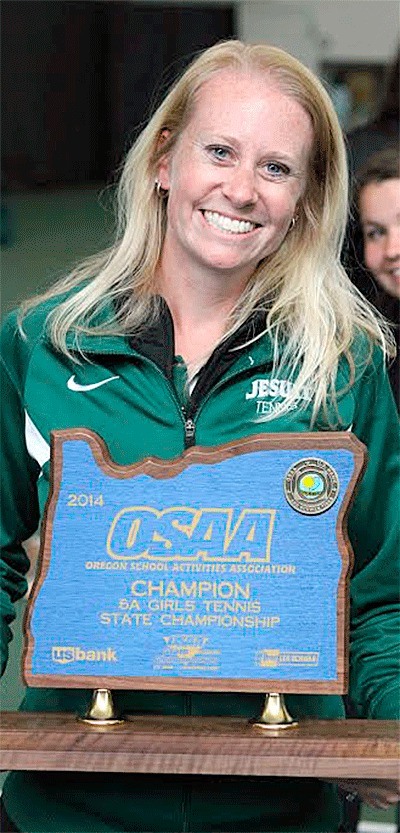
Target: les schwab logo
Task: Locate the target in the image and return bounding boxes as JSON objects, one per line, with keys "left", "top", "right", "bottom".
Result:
{"left": 256, "top": 648, "right": 319, "bottom": 668}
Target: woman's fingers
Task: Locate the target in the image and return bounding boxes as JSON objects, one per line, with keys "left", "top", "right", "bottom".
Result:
{"left": 335, "top": 779, "right": 400, "bottom": 810}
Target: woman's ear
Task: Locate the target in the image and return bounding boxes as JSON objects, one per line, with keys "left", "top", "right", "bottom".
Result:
{"left": 158, "top": 128, "right": 171, "bottom": 148}
{"left": 157, "top": 129, "right": 172, "bottom": 191}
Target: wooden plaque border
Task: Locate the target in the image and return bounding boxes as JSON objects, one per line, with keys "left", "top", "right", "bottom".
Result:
{"left": 23, "top": 430, "right": 366, "bottom": 693}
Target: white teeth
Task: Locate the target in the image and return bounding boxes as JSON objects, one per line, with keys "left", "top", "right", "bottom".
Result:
{"left": 203, "top": 211, "right": 257, "bottom": 234}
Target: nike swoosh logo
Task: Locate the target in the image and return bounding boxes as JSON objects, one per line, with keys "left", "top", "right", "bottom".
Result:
{"left": 67, "top": 374, "right": 119, "bottom": 392}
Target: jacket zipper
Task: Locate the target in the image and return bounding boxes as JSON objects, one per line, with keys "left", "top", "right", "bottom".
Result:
{"left": 181, "top": 359, "right": 271, "bottom": 449}
{"left": 183, "top": 413, "right": 196, "bottom": 447}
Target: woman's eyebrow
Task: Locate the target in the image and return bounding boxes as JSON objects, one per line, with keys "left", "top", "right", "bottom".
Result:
{"left": 362, "top": 220, "right": 386, "bottom": 229}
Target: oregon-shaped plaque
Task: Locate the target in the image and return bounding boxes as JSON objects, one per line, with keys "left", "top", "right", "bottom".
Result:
{"left": 23, "top": 430, "right": 366, "bottom": 693}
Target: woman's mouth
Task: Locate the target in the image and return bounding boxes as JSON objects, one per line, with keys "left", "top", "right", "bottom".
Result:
{"left": 201, "top": 210, "right": 260, "bottom": 235}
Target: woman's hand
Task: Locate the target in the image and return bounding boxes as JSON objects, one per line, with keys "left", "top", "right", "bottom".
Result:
{"left": 335, "top": 779, "right": 400, "bottom": 810}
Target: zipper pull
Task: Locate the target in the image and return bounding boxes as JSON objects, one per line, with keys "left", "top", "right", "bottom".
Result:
{"left": 184, "top": 417, "right": 196, "bottom": 447}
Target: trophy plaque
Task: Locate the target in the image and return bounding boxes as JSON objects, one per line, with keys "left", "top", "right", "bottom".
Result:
{"left": 23, "top": 428, "right": 366, "bottom": 721}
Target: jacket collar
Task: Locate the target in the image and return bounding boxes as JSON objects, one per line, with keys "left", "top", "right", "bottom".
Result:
{"left": 61, "top": 296, "right": 274, "bottom": 375}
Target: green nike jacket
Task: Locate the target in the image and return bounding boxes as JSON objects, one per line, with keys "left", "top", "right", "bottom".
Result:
{"left": 1, "top": 296, "right": 399, "bottom": 833}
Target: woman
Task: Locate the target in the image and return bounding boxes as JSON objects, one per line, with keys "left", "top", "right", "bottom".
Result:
{"left": 355, "top": 145, "right": 399, "bottom": 406}
{"left": 1, "top": 40, "right": 399, "bottom": 833}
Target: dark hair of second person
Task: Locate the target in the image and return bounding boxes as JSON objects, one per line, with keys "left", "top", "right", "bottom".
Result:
{"left": 356, "top": 145, "right": 400, "bottom": 406}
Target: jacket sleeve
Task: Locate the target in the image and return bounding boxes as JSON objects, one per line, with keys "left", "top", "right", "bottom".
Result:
{"left": 348, "top": 350, "right": 400, "bottom": 719}
{"left": 1, "top": 313, "right": 40, "bottom": 676}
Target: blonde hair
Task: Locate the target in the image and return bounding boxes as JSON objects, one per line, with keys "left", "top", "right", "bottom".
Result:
{"left": 21, "top": 40, "right": 394, "bottom": 420}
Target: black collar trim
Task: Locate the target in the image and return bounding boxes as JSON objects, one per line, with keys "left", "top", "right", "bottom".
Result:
{"left": 128, "top": 297, "right": 269, "bottom": 404}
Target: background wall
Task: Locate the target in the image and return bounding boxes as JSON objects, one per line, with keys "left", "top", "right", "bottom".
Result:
{"left": 237, "top": 0, "right": 399, "bottom": 72}
{"left": 1, "top": 1, "right": 234, "bottom": 188}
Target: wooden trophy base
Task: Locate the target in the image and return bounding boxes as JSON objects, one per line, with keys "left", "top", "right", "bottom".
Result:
{"left": 1, "top": 712, "right": 399, "bottom": 780}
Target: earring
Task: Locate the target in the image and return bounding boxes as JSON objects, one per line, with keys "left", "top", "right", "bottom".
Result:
{"left": 155, "top": 179, "right": 168, "bottom": 198}
{"left": 289, "top": 215, "right": 298, "bottom": 230}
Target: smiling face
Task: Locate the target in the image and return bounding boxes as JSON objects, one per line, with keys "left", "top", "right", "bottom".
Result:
{"left": 157, "top": 69, "right": 314, "bottom": 289}
{"left": 359, "top": 178, "right": 400, "bottom": 299}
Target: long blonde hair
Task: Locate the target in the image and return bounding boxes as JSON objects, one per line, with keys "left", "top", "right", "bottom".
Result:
{"left": 21, "top": 40, "right": 394, "bottom": 419}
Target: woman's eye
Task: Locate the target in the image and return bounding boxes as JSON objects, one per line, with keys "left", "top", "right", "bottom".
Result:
{"left": 365, "top": 227, "right": 385, "bottom": 241}
{"left": 208, "top": 146, "right": 231, "bottom": 161}
{"left": 264, "top": 162, "right": 289, "bottom": 177}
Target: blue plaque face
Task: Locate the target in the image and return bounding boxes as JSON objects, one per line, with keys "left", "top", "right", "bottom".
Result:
{"left": 23, "top": 431, "right": 365, "bottom": 693}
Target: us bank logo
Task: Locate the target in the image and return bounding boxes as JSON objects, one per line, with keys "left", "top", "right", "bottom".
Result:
{"left": 106, "top": 506, "right": 276, "bottom": 563}
{"left": 52, "top": 646, "right": 117, "bottom": 663}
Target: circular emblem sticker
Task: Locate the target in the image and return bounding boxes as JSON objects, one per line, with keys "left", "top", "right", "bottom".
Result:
{"left": 284, "top": 458, "right": 340, "bottom": 515}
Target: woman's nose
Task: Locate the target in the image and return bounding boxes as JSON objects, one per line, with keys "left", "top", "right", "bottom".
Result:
{"left": 384, "top": 228, "right": 400, "bottom": 261}
{"left": 222, "top": 165, "right": 258, "bottom": 207}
